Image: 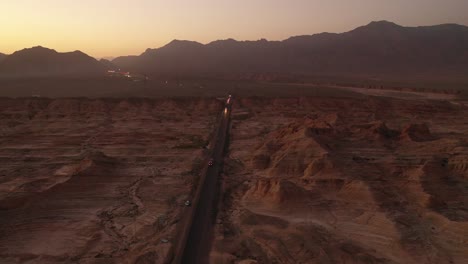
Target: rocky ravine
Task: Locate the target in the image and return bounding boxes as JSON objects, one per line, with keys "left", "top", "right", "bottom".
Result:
{"left": 211, "top": 97, "right": 468, "bottom": 264}
{"left": 0, "top": 98, "right": 222, "bottom": 263}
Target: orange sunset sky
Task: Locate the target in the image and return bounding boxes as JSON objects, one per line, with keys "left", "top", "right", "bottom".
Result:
{"left": 1, "top": 0, "right": 467, "bottom": 58}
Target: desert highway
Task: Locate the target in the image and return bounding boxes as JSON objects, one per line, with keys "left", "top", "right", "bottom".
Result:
{"left": 173, "top": 96, "right": 232, "bottom": 264}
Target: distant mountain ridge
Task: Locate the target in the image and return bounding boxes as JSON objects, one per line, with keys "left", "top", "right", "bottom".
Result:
{"left": 113, "top": 21, "right": 468, "bottom": 78}
{"left": 2, "top": 21, "right": 468, "bottom": 79}
{"left": 0, "top": 46, "right": 106, "bottom": 78}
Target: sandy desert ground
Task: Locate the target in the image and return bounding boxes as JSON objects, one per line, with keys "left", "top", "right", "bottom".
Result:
{"left": 0, "top": 98, "right": 222, "bottom": 263}
{"left": 211, "top": 96, "right": 468, "bottom": 264}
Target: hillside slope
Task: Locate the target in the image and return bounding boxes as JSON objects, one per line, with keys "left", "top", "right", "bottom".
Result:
{"left": 0, "top": 53, "right": 6, "bottom": 63}
{"left": 0, "top": 47, "right": 107, "bottom": 78}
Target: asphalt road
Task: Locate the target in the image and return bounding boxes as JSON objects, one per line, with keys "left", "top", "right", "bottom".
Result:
{"left": 174, "top": 97, "right": 232, "bottom": 264}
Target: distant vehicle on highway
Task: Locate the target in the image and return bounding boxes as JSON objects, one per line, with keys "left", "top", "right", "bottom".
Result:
{"left": 208, "top": 158, "right": 214, "bottom": 166}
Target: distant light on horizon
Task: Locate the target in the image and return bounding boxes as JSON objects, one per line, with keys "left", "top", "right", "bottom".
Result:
{"left": 1, "top": 0, "right": 467, "bottom": 58}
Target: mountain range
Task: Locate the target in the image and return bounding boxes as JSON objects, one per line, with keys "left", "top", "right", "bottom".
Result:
{"left": 0, "top": 47, "right": 105, "bottom": 78}
{"left": 1, "top": 21, "right": 468, "bottom": 79}
{"left": 112, "top": 21, "right": 468, "bottom": 77}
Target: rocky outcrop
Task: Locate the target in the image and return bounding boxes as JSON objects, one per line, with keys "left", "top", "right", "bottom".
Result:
{"left": 212, "top": 96, "right": 468, "bottom": 264}
{"left": 400, "top": 123, "right": 434, "bottom": 142}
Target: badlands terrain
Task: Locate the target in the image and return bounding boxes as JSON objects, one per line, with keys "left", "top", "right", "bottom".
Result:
{"left": 211, "top": 96, "right": 468, "bottom": 264}
{"left": 0, "top": 86, "right": 467, "bottom": 264}
{"left": 0, "top": 98, "right": 222, "bottom": 263}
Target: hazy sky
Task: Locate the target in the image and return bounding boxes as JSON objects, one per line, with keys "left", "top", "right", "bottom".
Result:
{"left": 1, "top": 0, "right": 467, "bottom": 58}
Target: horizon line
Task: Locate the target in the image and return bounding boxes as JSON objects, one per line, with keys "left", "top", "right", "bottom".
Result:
{"left": 2, "top": 20, "right": 467, "bottom": 59}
